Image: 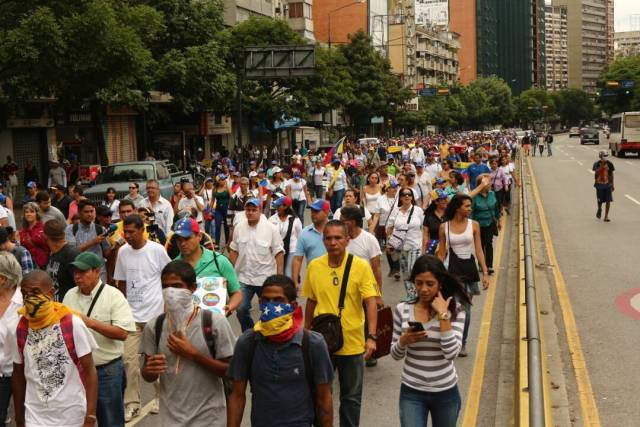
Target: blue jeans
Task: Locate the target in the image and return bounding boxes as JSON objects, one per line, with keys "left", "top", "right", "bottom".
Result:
{"left": 333, "top": 354, "right": 364, "bottom": 427}
{"left": 330, "top": 188, "right": 345, "bottom": 215}
{"left": 237, "top": 284, "right": 262, "bottom": 331}
{"left": 204, "top": 217, "right": 215, "bottom": 237}
{"left": 0, "top": 376, "right": 11, "bottom": 427}
{"left": 292, "top": 199, "right": 306, "bottom": 226}
{"left": 399, "top": 383, "right": 461, "bottom": 427}
{"left": 547, "top": 143, "right": 552, "bottom": 156}
{"left": 214, "top": 206, "right": 229, "bottom": 246}
{"left": 97, "top": 358, "right": 126, "bottom": 427}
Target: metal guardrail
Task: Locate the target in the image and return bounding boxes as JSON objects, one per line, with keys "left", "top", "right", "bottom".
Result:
{"left": 518, "top": 154, "right": 547, "bottom": 427}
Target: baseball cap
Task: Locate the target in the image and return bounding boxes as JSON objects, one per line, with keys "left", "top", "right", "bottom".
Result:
{"left": 434, "top": 177, "right": 447, "bottom": 185}
{"left": 293, "top": 170, "right": 301, "bottom": 178}
{"left": 387, "top": 179, "right": 399, "bottom": 188}
{"left": 599, "top": 151, "right": 609, "bottom": 158}
{"left": 272, "top": 160, "right": 278, "bottom": 165}
{"left": 309, "top": 199, "right": 330, "bottom": 213}
{"left": 415, "top": 161, "right": 424, "bottom": 168}
{"left": 249, "top": 171, "right": 258, "bottom": 178}
{"left": 26, "top": 181, "right": 37, "bottom": 189}
{"left": 70, "top": 252, "right": 104, "bottom": 270}
{"left": 51, "top": 184, "right": 65, "bottom": 191}
{"left": 173, "top": 217, "right": 201, "bottom": 238}
{"left": 272, "top": 166, "right": 282, "bottom": 174}
{"left": 250, "top": 160, "right": 257, "bottom": 165}
{"left": 332, "top": 158, "right": 341, "bottom": 165}
{"left": 95, "top": 205, "right": 113, "bottom": 217}
{"left": 274, "top": 196, "right": 292, "bottom": 208}
{"left": 432, "top": 189, "right": 448, "bottom": 200}
{"left": 0, "top": 227, "right": 7, "bottom": 245}
{"left": 245, "top": 198, "right": 261, "bottom": 208}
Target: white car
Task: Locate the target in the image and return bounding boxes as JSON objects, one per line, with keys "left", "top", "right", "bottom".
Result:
{"left": 569, "top": 127, "right": 580, "bottom": 137}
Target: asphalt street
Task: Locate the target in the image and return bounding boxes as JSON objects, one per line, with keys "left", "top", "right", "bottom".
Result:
{"left": 128, "top": 208, "right": 518, "bottom": 427}
{"left": 529, "top": 133, "right": 640, "bottom": 426}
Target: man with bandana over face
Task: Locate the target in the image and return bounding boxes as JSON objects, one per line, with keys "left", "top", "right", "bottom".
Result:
{"left": 140, "top": 260, "right": 235, "bottom": 427}
{"left": 227, "top": 274, "right": 334, "bottom": 427}
{"left": 10, "top": 270, "right": 99, "bottom": 427}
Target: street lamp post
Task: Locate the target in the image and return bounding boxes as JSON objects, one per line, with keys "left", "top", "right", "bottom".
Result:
{"left": 328, "top": 0, "right": 366, "bottom": 49}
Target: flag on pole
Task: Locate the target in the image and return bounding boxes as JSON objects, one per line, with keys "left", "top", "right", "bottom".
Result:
{"left": 324, "top": 136, "right": 347, "bottom": 165}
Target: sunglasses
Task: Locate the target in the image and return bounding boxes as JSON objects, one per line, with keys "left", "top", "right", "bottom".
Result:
{"left": 129, "top": 186, "right": 137, "bottom": 189}
{"left": 401, "top": 193, "right": 413, "bottom": 197}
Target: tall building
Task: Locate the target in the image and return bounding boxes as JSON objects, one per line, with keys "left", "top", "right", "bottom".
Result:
{"left": 545, "top": 5, "right": 569, "bottom": 91}
{"left": 449, "top": 0, "right": 477, "bottom": 85}
{"left": 313, "top": 0, "right": 387, "bottom": 51}
{"left": 274, "top": 0, "right": 315, "bottom": 41}
{"left": 552, "top": 0, "right": 609, "bottom": 93}
{"left": 615, "top": 31, "right": 640, "bottom": 57}
{"left": 415, "top": 27, "right": 461, "bottom": 87}
{"left": 606, "top": 0, "right": 614, "bottom": 62}
{"left": 476, "top": 0, "right": 498, "bottom": 78}
{"left": 223, "top": 0, "right": 274, "bottom": 26}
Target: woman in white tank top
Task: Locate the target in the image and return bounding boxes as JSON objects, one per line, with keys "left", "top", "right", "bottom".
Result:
{"left": 437, "top": 194, "right": 489, "bottom": 357}
{"left": 363, "top": 172, "right": 382, "bottom": 213}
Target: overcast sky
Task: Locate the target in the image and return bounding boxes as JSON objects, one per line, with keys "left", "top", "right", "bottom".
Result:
{"left": 614, "top": 0, "right": 640, "bottom": 32}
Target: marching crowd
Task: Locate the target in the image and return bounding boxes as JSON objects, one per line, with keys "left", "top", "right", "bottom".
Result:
{"left": 0, "top": 130, "right": 523, "bottom": 427}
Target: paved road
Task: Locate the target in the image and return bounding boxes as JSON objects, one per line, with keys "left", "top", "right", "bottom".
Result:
{"left": 128, "top": 210, "right": 519, "bottom": 427}
{"left": 529, "top": 133, "right": 640, "bottom": 426}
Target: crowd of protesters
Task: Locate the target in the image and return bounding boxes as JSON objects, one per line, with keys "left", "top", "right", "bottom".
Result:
{"left": 0, "top": 129, "right": 535, "bottom": 427}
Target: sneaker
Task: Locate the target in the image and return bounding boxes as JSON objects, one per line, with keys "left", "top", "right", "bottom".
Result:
{"left": 488, "top": 268, "right": 494, "bottom": 275}
{"left": 365, "top": 358, "right": 378, "bottom": 367}
{"left": 124, "top": 405, "right": 140, "bottom": 422}
{"left": 459, "top": 345, "right": 468, "bottom": 357}
{"left": 150, "top": 397, "right": 160, "bottom": 414}
{"left": 394, "top": 272, "right": 401, "bottom": 282}
{"left": 596, "top": 207, "right": 602, "bottom": 219}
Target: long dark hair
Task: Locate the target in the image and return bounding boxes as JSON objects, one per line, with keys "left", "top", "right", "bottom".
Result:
{"left": 444, "top": 193, "right": 471, "bottom": 220}
{"left": 408, "top": 255, "right": 471, "bottom": 320}
{"left": 397, "top": 188, "right": 416, "bottom": 207}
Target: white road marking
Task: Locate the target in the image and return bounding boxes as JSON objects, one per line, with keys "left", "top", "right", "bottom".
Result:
{"left": 626, "top": 161, "right": 633, "bottom": 166}
{"left": 625, "top": 194, "right": 640, "bottom": 206}
{"left": 577, "top": 161, "right": 584, "bottom": 166}
{"left": 570, "top": 157, "right": 575, "bottom": 160}
{"left": 587, "top": 169, "right": 594, "bottom": 174}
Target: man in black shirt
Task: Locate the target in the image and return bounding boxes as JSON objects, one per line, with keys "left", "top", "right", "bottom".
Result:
{"left": 43, "top": 219, "right": 81, "bottom": 301}
{"left": 51, "top": 184, "right": 72, "bottom": 218}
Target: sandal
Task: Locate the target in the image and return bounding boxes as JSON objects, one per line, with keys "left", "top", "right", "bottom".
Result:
{"left": 604, "top": 218, "right": 611, "bottom": 222}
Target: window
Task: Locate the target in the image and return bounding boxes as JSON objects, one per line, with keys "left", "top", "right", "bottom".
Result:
{"left": 624, "top": 114, "right": 640, "bottom": 129}
{"left": 289, "top": 2, "right": 303, "bottom": 18}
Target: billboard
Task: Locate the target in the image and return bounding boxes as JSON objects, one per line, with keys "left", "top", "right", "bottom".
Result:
{"left": 415, "top": 0, "right": 449, "bottom": 27}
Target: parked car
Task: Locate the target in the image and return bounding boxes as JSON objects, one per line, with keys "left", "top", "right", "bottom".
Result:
{"left": 580, "top": 127, "right": 600, "bottom": 145}
{"left": 569, "top": 127, "right": 580, "bottom": 137}
{"left": 83, "top": 161, "right": 191, "bottom": 203}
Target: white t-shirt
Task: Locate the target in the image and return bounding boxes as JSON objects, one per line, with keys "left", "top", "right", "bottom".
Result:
{"left": 424, "top": 162, "right": 442, "bottom": 181}
{"left": 229, "top": 217, "right": 285, "bottom": 287}
{"left": 268, "top": 214, "right": 303, "bottom": 254}
{"left": 388, "top": 206, "right": 425, "bottom": 251}
{"left": 113, "top": 240, "right": 171, "bottom": 323}
{"left": 326, "top": 168, "right": 347, "bottom": 191}
{"left": 410, "top": 147, "right": 425, "bottom": 163}
{"left": 375, "top": 195, "right": 398, "bottom": 227}
{"left": 178, "top": 195, "right": 205, "bottom": 223}
{"left": 499, "top": 164, "right": 515, "bottom": 182}
{"left": 348, "top": 230, "right": 382, "bottom": 262}
{"left": 0, "top": 289, "right": 22, "bottom": 376}
{"left": 311, "top": 167, "right": 325, "bottom": 186}
{"left": 10, "top": 315, "right": 98, "bottom": 427}
{"left": 333, "top": 205, "right": 372, "bottom": 222}
{"left": 286, "top": 178, "right": 307, "bottom": 201}
{"left": 103, "top": 199, "right": 120, "bottom": 220}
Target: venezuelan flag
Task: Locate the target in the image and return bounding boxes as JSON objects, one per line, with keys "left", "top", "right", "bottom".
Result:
{"left": 254, "top": 302, "right": 303, "bottom": 342}
{"left": 324, "top": 136, "right": 346, "bottom": 165}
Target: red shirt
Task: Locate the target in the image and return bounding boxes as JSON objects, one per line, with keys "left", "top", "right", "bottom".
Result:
{"left": 19, "top": 221, "right": 50, "bottom": 268}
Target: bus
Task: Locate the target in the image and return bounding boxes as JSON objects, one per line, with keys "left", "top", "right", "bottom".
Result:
{"left": 609, "top": 111, "right": 640, "bottom": 158}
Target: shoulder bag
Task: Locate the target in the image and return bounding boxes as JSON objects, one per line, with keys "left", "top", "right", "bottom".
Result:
{"left": 311, "top": 254, "right": 354, "bottom": 354}
{"left": 446, "top": 222, "right": 480, "bottom": 283}
{"left": 387, "top": 206, "right": 415, "bottom": 251}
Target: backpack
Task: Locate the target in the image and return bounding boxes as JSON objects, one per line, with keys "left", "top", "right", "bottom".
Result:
{"left": 154, "top": 309, "right": 216, "bottom": 358}
{"left": 73, "top": 222, "right": 104, "bottom": 237}
{"left": 16, "top": 314, "right": 85, "bottom": 385}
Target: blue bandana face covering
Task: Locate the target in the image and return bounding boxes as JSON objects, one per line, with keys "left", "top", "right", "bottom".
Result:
{"left": 258, "top": 302, "right": 294, "bottom": 323}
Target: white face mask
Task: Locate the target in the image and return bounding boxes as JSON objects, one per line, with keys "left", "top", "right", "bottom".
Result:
{"left": 162, "top": 287, "right": 196, "bottom": 333}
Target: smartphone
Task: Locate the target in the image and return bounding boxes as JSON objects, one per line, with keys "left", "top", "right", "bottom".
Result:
{"left": 408, "top": 321, "right": 424, "bottom": 332}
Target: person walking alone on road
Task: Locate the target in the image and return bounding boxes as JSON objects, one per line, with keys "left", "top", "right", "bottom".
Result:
{"left": 545, "top": 133, "right": 553, "bottom": 157}
{"left": 593, "top": 151, "right": 615, "bottom": 222}
{"left": 437, "top": 194, "right": 489, "bottom": 357}
{"left": 537, "top": 133, "right": 546, "bottom": 157}
{"left": 391, "top": 255, "right": 469, "bottom": 427}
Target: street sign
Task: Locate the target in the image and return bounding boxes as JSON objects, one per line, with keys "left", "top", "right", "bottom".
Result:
{"left": 245, "top": 45, "right": 315, "bottom": 79}
{"left": 621, "top": 79, "right": 635, "bottom": 89}
{"left": 600, "top": 89, "right": 617, "bottom": 97}
{"left": 437, "top": 88, "right": 450, "bottom": 96}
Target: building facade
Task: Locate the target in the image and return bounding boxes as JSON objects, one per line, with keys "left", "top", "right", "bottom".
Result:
{"left": 223, "top": 0, "right": 275, "bottom": 26}
{"left": 415, "top": 27, "right": 461, "bottom": 87}
{"left": 449, "top": 0, "right": 477, "bottom": 85}
{"left": 552, "top": 0, "right": 609, "bottom": 93}
{"left": 274, "top": 0, "right": 315, "bottom": 41}
{"left": 614, "top": 31, "right": 640, "bottom": 58}
{"left": 545, "top": 5, "right": 569, "bottom": 91}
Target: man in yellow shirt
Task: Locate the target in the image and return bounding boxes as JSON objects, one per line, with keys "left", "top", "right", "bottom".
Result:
{"left": 303, "top": 220, "right": 379, "bottom": 427}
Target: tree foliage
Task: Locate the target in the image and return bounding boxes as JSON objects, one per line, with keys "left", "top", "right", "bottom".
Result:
{"left": 598, "top": 55, "right": 640, "bottom": 115}
{"left": 551, "top": 88, "right": 596, "bottom": 126}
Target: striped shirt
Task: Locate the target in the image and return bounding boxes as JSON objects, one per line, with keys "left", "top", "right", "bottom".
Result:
{"left": 391, "top": 301, "right": 465, "bottom": 392}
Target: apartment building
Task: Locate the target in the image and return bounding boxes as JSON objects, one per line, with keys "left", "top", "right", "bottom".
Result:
{"left": 545, "top": 5, "right": 569, "bottom": 91}
{"left": 274, "top": 0, "right": 315, "bottom": 41}
{"left": 614, "top": 31, "right": 640, "bottom": 57}
{"left": 415, "top": 27, "right": 461, "bottom": 87}
{"left": 223, "top": 0, "right": 275, "bottom": 25}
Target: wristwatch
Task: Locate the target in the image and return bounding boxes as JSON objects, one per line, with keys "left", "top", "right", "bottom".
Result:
{"left": 437, "top": 311, "right": 451, "bottom": 321}
{"left": 367, "top": 333, "right": 378, "bottom": 341}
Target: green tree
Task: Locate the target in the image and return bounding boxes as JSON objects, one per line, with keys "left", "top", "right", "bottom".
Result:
{"left": 459, "top": 85, "right": 491, "bottom": 129}
{"left": 552, "top": 88, "right": 596, "bottom": 126}
{"left": 598, "top": 55, "right": 640, "bottom": 115}
{"left": 421, "top": 95, "right": 467, "bottom": 130}
{"left": 393, "top": 110, "right": 425, "bottom": 134}
{"left": 468, "top": 76, "right": 514, "bottom": 126}
{"left": 338, "top": 31, "right": 412, "bottom": 132}
{"left": 514, "top": 88, "right": 555, "bottom": 128}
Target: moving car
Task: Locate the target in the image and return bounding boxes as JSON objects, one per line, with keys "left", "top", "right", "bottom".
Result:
{"left": 83, "top": 161, "right": 191, "bottom": 203}
{"left": 580, "top": 127, "right": 600, "bottom": 145}
{"left": 569, "top": 127, "right": 580, "bottom": 137}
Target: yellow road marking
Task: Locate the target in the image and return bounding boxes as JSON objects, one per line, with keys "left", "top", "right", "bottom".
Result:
{"left": 527, "top": 159, "right": 602, "bottom": 427}
{"left": 461, "top": 215, "right": 506, "bottom": 427}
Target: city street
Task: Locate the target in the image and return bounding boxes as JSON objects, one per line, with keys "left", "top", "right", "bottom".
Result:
{"left": 528, "top": 133, "right": 640, "bottom": 427}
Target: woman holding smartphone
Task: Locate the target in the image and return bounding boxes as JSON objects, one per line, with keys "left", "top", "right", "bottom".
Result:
{"left": 391, "top": 255, "right": 470, "bottom": 427}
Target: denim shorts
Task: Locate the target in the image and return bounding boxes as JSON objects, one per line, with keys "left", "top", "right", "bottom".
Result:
{"left": 466, "top": 281, "right": 481, "bottom": 296}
